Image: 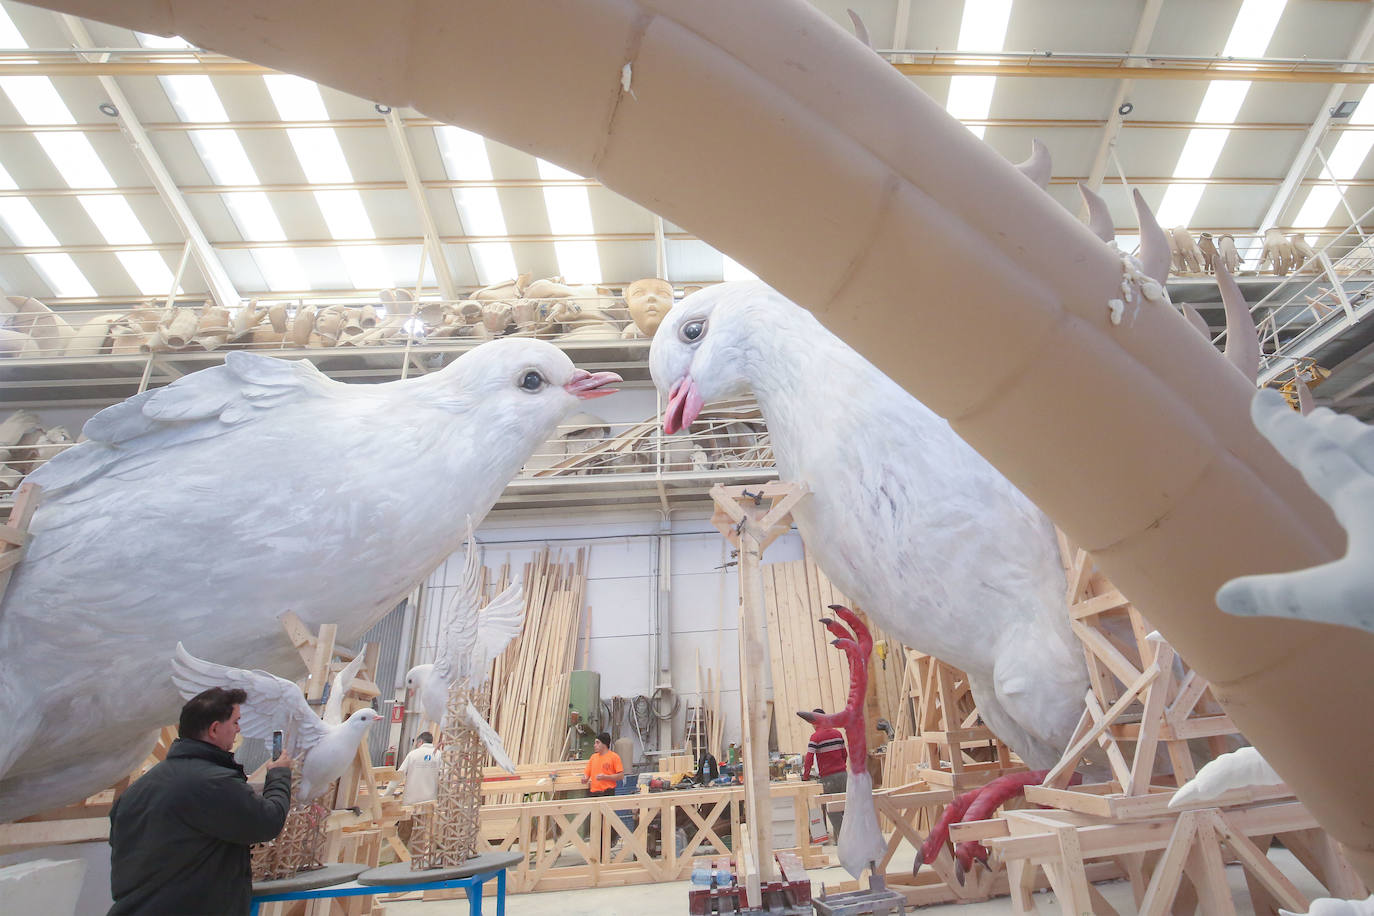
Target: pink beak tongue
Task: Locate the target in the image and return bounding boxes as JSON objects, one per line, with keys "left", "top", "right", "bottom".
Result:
{"left": 564, "top": 369, "right": 622, "bottom": 399}
{"left": 664, "top": 375, "right": 703, "bottom": 434}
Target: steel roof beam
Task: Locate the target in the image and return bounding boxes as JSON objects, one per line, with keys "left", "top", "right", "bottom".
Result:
{"left": 383, "top": 107, "right": 457, "bottom": 300}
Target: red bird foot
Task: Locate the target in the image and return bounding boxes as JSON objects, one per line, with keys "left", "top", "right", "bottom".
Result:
{"left": 917, "top": 770, "right": 1083, "bottom": 883}
{"left": 796, "top": 605, "right": 873, "bottom": 761}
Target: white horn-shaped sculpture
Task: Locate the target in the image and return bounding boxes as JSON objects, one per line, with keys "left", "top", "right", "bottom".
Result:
{"left": 1296, "top": 379, "right": 1316, "bottom": 415}
{"left": 845, "top": 9, "right": 872, "bottom": 50}
{"left": 1180, "top": 303, "right": 1211, "bottom": 340}
{"left": 1132, "top": 188, "right": 1173, "bottom": 285}
{"left": 25, "top": 0, "right": 1374, "bottom": 883}
{"left": 1216, "top": 261, "right": 1260, "bottom": 384}
{"left": 1015, "top": 138, "right": 1052, "bottom": 190}
{"left": 1077, "top": 182, "right": 1114, "bottom": 244}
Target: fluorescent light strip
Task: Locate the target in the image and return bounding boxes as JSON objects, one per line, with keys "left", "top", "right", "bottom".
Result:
{"left": 1155, "top": 0, "right": 1287, "bottom": 229}
{"left": 946, "top": 0, "right": 1014, "bottom": 139}
{"left": 537, "top": 158, "right": 601, "bottom": 282}
{"left": 435, "top": 126, "right": 519, "bottom": 284}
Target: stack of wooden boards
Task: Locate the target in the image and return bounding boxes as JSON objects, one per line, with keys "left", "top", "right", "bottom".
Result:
{"left": 484, "top": 548, "right": 589, "bottom": 767}
{"left": 761, "top": 552, "right": 908, "bottom": 757}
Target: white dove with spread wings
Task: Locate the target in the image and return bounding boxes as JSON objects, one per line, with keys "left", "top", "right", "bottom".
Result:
{"left": 405, "top": 531, "right": 524, "bottom": 771}
{"left": 172, "top": 642, "right": 379, "bottom": 802}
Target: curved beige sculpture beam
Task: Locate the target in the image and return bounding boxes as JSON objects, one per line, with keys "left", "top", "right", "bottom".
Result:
{"left": 32, "top": 0, "right": 1374, "bottom": 875}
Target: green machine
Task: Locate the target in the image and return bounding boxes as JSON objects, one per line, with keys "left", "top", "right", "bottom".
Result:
{"left": 567, "top": 669, "right": 601, "bottom": 760}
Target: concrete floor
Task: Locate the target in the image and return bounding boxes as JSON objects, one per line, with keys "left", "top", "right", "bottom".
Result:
{"left": 378, "top": 843, "right": 1340, "bottom": 915}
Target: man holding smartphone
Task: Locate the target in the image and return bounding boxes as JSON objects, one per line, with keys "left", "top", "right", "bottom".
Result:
{"left": 108, "top": 686, "right": 295, "bottom": 915}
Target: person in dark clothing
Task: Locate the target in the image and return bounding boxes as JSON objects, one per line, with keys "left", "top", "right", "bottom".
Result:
{"left": 108, "top": 686, "right": 294, "bottom": 916}
{"left": 694, "top": 749, "right": 720, "bottom": 786}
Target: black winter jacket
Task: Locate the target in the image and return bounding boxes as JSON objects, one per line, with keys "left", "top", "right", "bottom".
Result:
{"left": 108, "top": 738, "right": 292, "bottom": 915}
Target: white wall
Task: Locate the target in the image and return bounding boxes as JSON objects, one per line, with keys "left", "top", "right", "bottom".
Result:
{"left": 411, "top": 507, "right": 806, "bottom": 769}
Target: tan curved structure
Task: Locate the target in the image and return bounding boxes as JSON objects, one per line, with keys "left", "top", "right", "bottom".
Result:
{"left": 32, "top": 0, "right": 1374, "bottom": 877}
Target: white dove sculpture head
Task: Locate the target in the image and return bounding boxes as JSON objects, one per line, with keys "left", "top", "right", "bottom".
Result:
{"left": 437, "top": 337, "right": 620, "bottom": 429}
{"left": 649, "top": 281, "right": 776, "bottom": 434}
{"left": 403, "top": 665, "right": 431, "bottom": 692}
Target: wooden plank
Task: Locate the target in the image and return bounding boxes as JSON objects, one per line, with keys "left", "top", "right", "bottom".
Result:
{"left": 1044, "top": 663, "right": 1158, "bottom": 788}
{"left": 1209, "top": 811, "right": 1307, "bottom": 913}
{"left": 1136, "top": 811, "right": 1197, "bottom": 916}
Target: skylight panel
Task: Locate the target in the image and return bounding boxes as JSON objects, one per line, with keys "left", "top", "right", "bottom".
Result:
{"left": 344, "top": 244, "right": 395, "bottom": 290}
{"left": 0, "top": 76, "right": 75, "bottom": 124}
{"left": 222, "top": 191, "right": 286, "bottom": 241}
{"left": 315, "top": 189, "right": 375, "bottom": 239}
{"left": 190, "top": 130, "right": 259, "bottom": 185}
{"left": 536, "top": 159, "right": 601, "bottom": 282}
{"left": 1290, "top": 87, "right": 1374, "bottom": 229}
{"left": 116, "top": 250, "right": 178, "bottom": 296}
{"left": 159, "top": 75, "right": 229, "bottom": 122}
{"left": 946, "top": 0, "right": 1013, "bottom": 140}
{"left": 435, "top": 126, "right": 519, "bottom": 285}
{"left": 287, "top": 128, "right": 354, "bottom": 183}
{"left": 28, "top": 253, "right": 96, "bottom": 298}
{"left": 552, "top": 241, "right": 602, "bottom": 284}
{"left": 0, "top": 198, "right": 59, "bottom": 246}
{"left": 722, "top": 256, "right": 758, "bottom": 281}
{"left": 136, "top": 33, "right": 192, "bottom": 49}
{"left": 0, "top": 7, "right": 27, "bottom": 48}
{"left": 263, "top": 75, "right": 330, "bottom": 121}
{"left": 78, "top": 195, "right": 151, "bottom": 245}
{"left": 1154, "top": 0, "right": 1287, "bottom": 229}
{"left": 35, "top": 132, "right": 116, "bottom": 188}
{"left": 252, "top": 248, "right": 310, "bottom": 292}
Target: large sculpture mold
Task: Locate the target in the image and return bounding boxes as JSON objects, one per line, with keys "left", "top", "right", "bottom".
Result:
{"left": 20, "top": 0, "right": 1374, "bottom": 878}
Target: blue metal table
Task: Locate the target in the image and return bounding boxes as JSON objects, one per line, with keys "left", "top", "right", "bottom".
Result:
{"left": 250, "top": 858, "right": 513, "bottom": 916}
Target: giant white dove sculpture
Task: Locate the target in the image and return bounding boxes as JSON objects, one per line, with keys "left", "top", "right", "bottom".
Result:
{"left": 651, "top": 281, "right": 1088, "bottom": 876}
{"left": 405, "top": 526, "right": 524, "bottom": 771}
{"left": 0, "top": 338, "right": 619, "bottom": 820}
{"left": 172, "top": 642, "right": 379, "bottom": 802}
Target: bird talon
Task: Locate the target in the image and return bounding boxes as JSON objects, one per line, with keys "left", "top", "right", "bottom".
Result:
{"left": 953, "top": 857, "right": 966, "bottom": 886}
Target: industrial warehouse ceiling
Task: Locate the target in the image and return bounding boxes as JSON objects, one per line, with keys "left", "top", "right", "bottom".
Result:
{"left": 0, "top": 0, "right": 1373, "bottom": 416}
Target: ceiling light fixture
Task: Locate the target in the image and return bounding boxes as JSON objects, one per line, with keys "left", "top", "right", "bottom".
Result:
{"left": 1331, "top": 99, "right": 1360, "bottom": 119}
{"left": 375, "top": 103, "right": 391, "bottom": 115}
{"left": 1118, "top": 101, "right": 1134, "bottom": 117}
{"left": 98, "top": 102, "right": 118, "bottom": 117}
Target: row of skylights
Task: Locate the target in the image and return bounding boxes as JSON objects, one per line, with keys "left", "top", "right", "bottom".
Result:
{"left": 434, "top": 124, "right": 519, "bottom": 286}
{"left": 1291, "top": 85, "right": 1374, "bottom": 231}
{"left": 1153, "top": 0, "right": 1287, "bottom": 232}
{"left": 0, "top": 8, "right": 177, "bottom": 297}
{"left": 945, "top": 0, "right": 1015, "bottom": 140}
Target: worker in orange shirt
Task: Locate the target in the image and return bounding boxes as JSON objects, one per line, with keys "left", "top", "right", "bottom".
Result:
{"left": 581, "top": 731, "right": 624, "bottom": 798}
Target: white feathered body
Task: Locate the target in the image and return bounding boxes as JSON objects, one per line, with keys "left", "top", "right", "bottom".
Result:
{"left": 0, "top": 340, "right": 610, "bottom": 819}
{"left": 652, "top": 283, "right": 1088, "bottom": 768}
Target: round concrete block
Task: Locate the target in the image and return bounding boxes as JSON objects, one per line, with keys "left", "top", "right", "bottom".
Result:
{"left": 251, "top": 862, "right": 368, "bottom": 895}
{"left": 357, "top": 851, "right": 523, "bottom": 886}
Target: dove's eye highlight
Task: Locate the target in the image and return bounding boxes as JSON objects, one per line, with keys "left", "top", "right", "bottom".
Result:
{"left": 519, "top": 370, "right": 545, "bottom": 392}
{"left": 680, "top": 319, "right": 707, "bottom": 343}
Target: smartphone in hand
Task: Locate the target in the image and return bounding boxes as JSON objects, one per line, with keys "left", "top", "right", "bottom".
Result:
{"left": 272, "top": 730, "right": 283, "bottom": 760}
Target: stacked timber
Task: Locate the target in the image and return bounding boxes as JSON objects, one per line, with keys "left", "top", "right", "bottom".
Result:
{"left": 761, "top": 551, "right": 908, "bottom": 757}
{"left": 486, "top": 548, "right": 588, "bottom": 767}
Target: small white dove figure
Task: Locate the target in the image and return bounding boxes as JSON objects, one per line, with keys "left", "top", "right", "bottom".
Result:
{"left": 404, "top": 527, "right": 524, "bottom": 772}
{"left": 172, "top": 642, "right": 379, "bottom": 803}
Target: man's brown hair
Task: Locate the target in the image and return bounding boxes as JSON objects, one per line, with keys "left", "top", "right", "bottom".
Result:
{"left": 178, "top": 687, "right": 247, "bottom": 740}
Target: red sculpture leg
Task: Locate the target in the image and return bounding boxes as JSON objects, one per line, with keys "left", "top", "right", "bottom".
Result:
{"left": 796, "top": 605, "right": 872, "bottom": 767}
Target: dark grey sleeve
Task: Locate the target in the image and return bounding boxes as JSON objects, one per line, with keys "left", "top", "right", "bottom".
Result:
{"left": 182, "top": 767, "right": 293, "bottom": 845}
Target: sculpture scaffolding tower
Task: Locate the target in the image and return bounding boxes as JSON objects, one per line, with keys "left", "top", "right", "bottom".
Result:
{"left": 409, "top": 682, "right": 487, "bottom": 868}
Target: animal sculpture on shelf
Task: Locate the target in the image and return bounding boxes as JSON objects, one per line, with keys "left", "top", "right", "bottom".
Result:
{"left": 1168, "top": 746, "right": 1283, "bottom": 810}
{"left": 1217, "top": 389, "right": 1374, "bottom": 635}
{"left": 0, "top": 339, "right": 620, "bottom": 821}
{"left": 796, "top": 606, "right": 887, "bottom": 878}
{"left": 651, "top": 280, "right": 1089, "bottom": 877}
{"left": 172, "top": 643, "right": 377, "bottom": 803}
{"left": 404, "top": 527, "right": 524, "bottom": 771}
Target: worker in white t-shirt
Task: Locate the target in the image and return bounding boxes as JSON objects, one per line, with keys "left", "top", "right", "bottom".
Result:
{"left": 391, "top": 732, "right": 439, "bottom": 805}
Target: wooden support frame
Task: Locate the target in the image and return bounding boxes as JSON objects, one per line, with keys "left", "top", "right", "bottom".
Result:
{"left": 709, "top": 481, "right": 809, "bottom": 904}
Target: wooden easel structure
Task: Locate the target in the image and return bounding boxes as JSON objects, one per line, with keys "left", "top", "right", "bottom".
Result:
{"left": 896, "top": 649, "right": 1020, "bottom": 792}
{"left": 954, "top": 536, "right": 1370, "bottom": 915}
{"left": 709, "top": 480, "right": 809, "bottom": 908}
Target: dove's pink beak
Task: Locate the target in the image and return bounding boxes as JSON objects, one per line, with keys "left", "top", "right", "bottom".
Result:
{"left": 564, "top": 368, "right": 621, "bottom": 399}
{"left": 664, "top": 374, "right": 703, "bottom": 435}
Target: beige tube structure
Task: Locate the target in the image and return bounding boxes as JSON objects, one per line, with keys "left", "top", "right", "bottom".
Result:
{"left": 35, "top": 0, "right": 1374, "bottom": 877}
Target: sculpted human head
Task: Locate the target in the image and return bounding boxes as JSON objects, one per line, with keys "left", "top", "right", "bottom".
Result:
{"left": 626, "top": 278, "right": 675, "bottom": 336}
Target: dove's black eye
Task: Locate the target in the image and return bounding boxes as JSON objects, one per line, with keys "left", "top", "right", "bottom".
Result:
{"left": 519, "top": 370, "right": 545, "bottom": 392}
{"left": 680, "top": 319, "right": 707, "bottom": 343}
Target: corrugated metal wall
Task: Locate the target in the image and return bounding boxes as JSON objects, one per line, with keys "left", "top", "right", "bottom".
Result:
{"left": 360, "top": 599, "right": 408, "bottom": 765}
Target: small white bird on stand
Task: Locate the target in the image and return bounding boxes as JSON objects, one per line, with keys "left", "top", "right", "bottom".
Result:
{"left": 407, "top": 528, "right": 525, "bottom": 868}
{"left": 0, "top": 338, "right": 619, "bottom": 821}
{"left": 172, "top": 642, "right": 379, "bottom": 878}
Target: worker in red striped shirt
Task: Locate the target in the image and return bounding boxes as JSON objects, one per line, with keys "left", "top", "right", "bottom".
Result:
{"left": 801, "top": 708, "right": 848, "bottom": 839}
